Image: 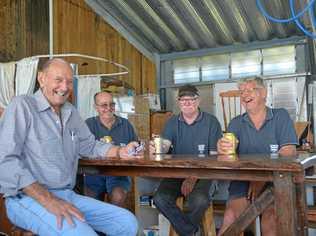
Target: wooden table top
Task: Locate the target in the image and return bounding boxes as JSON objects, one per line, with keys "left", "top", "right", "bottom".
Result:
{"left": 79, "top": 153, "right": 316, "bottom": 173}
{"left": 79, "top": 153, "right": 312, "bottom": 235}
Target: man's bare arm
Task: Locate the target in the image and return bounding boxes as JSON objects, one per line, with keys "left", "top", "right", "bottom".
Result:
{"left": 279, "top": 145, "right": 296, "bottom": 157}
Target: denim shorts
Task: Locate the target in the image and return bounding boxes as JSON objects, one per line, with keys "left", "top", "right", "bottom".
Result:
{"left": 228, "top": 181, "right": 249, "bottom": 201}
{"left": 85, "top": 175, "right": 131, "bottom": 197}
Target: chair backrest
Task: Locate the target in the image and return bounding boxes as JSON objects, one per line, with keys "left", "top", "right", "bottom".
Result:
{"left": 219, "top": 90, "right": 243, "bottom": 131}
{"left": 294, "top": 121, "right": 310, "bottom": 140}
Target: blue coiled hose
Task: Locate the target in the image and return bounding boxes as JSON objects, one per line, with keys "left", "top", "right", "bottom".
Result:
{"left": 256, "top": 0, "right": 316, "bottom": 39}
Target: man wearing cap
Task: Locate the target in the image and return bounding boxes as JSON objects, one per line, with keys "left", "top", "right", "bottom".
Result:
{"left": 84, "top": 91, "right": 137, "bottom": 207}
{"left": 150, "top": 84, "right": 222, "bottom": 236}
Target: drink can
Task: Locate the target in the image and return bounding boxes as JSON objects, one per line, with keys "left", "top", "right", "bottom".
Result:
{"left": 101, "top": 136, "right": 112, "bottom": 143}
{"left": 223, "top": 132, "right": 237, "bottom": 154}
{"left": 153, "top": 135, "right": 163, "bottom": 154}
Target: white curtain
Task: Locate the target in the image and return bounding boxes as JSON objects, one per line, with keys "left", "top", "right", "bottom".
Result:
{"left": 15, "top": 57, "right": 39, "bottom": 95}
{"left": 76, "top": 76, "right": 101, "bottom": 120}
{"left": 0, "top": 62, "right": 15, "bottom": 108}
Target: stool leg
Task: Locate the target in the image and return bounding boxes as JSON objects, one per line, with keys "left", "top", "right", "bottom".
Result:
{"left": 169, "top": 227, "right": 178, "bottom": 236}
{"left": 11, "top": 226, "right": 34, "bottom": 236}
{"left": 202, "top": 203, "right": 216, "bottom": 236}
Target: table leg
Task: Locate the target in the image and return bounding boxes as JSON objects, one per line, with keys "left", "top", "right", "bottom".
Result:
{"left": 273, "top": 172, "right": 297, "bottom": 235}
{"left": 296, "top": 182, "right": 308, "bottom": 235}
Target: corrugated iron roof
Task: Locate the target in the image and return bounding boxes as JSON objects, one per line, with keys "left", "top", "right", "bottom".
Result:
{"left": 85, "top": 0, "right": 310, "bottom": 60}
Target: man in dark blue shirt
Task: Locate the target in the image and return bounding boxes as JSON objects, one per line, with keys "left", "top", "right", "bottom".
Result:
{"left": 217, "top": 76, "right": 298, "bottom": 236}
{"left": 150, "top": 84, "right": 222, "bottom": 236}
{"left": 85, "top": 91, "right": 137, "bottom": 207}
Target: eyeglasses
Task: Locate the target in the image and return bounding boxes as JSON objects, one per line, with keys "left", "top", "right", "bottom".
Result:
{"left": 178, "top": 97, "right": 198, "bottom": 104}
{"left": 95, "top": 102, "right": 116, "bottom": 109}
{"left": 238, "top": 87, "right": 261, "bottom": 95}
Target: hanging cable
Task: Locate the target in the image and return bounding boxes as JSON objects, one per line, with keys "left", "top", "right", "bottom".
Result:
{"left": 256, "top": 0, "right": 316, "bottom": 39}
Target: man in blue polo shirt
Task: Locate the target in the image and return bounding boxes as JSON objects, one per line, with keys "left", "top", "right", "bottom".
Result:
{"left": 151, "top": 84, "right": 222, "bottom": 236}
{"left": 217, "top": 76, "right": 298, "bottom": 236}
{"left": 85, "top": 91, "right": 137, "bottom": 207}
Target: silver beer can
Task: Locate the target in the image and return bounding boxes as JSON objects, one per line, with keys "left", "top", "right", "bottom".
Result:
{"left": 153, "top": 136, "right": 163, "bottom": 154}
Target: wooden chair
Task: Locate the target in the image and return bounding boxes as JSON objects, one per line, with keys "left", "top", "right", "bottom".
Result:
{"left": 169, "top": 197, "right": 216, "bottom": 236}
{"left": 0, "top": 195, "right": 34, "bottom": 236}
{"left": 294, "top": 121, "right": 313, "bottom": 145}
{"left": 219, "top": 90, "right": 258, "bottom": 236}
{"left": 219, "top": 90, "right": 243, "bottom": 131}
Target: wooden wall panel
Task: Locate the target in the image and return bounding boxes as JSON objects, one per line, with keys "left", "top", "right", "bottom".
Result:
{"left": 53, "top": 0, "right": 156, "bottom": 94}
{"left": 0, "top": 0, "right": 49, "bottom": 62}
{"left": 0, "top": 0, "right": 156, "bottom": 94}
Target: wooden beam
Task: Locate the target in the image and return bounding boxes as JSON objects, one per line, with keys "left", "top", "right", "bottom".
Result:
{"left": 222, "top": 187, "right": 274, "bottom": 236}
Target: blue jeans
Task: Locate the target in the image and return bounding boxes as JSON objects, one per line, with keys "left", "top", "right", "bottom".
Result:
{"left": 153, "top": 178, "right": 214, "bottom": 236}
{"left": 5, "top": 189, "right": 138, "bottom": 236}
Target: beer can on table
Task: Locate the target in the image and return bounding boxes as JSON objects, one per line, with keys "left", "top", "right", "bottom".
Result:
{"left": 223, "top": 132, "right": 237, "bottom": 154}
{"left": 101, "top": 136, "right": 112, "bottom": 143}
{"left": 153, "top": 136, "right": 163, "bottom": 154}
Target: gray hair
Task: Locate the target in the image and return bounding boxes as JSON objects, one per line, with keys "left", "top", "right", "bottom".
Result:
{"left": 40, "top": 58, "right": 71, "bottom": 73}
{"left": 237, "top": 76, "right": 266, "bottom": 88}
{"left": 94, "top": 91, "right": 113, "bottom": 104}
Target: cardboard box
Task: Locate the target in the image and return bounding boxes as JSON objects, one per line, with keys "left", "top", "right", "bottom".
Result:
{"left": 128, "top": 113, "right": 150, "bottom": 140}
{"left": 134, "top": 96, "right": 150, "bottom": 114}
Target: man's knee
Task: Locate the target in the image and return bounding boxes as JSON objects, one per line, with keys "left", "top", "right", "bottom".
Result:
{"left": 224, "top": 207, "right": 239, "bottom": 224}
{"left": 222, "top": 198, "right": 248, "bottom": 226}
{"left": 109, "top": 187, "right": 127, "bottom": 206}
{"left": 218, "top": 207, "right": 239, "bottom": 236}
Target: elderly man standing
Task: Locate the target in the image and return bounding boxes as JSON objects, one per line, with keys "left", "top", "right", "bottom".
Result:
{"left": 150, "top": 84, "right": 222, "bottom": 236}
{"left": 85, "top": 91, "right": 137, "bottom": 207}
{"left": 217, "top": 76, "right": 298, "bottom": 236}
{"left": 0, "top": 58, "right": 138, "bottom": 236}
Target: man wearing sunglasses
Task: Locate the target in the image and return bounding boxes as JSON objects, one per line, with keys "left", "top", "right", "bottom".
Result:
{"left": 151, "top": 84, "right": 222, "bottom": 236}
{"left": 85, "top": 91, "right": 137, "bottom": 207}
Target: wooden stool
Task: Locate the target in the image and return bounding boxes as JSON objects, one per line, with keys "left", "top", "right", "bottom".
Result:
{"left": 169, "top": 197, "right": 216, "bottom": 236}
{"left": 11, "top": 227, "right": 34, "bottom": 236}
{"left": 0, "top": 194, "right": 34, "bottom": 236}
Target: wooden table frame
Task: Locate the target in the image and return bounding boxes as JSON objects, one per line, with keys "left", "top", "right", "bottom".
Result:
{"left": 79, "top": 153, "right": 310, "bottom": 236}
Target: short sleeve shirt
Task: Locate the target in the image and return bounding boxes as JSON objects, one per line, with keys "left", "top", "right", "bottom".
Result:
{"left": 85, "top": 116, "right": 137, "bottom": 146}
{"left": 162, "top": 111, "right": 222, "bottom": 155}
{"left": 228, "top": 107, "right": 298, "bottom": 154}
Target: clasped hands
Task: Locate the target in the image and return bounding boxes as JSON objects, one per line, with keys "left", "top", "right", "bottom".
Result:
{"left": 114, "top": 141, "right": 145, "bottom": 158}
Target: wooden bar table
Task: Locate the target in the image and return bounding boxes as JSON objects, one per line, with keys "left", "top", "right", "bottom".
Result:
{"left": 79, "top": 153, "right": 314, "bottom": 236}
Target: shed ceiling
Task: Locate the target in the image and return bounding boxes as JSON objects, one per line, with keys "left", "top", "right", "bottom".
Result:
{"left": 85, "top": 0, "right": 311, "bottom": 61}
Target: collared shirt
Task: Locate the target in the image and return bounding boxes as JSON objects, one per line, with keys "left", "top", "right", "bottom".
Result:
{"left": 228, "top": 107, "right": 298, "bottom": 154}
{"left": 162, "top": 111, "right": 222, "bottom": 155}
{"left": 0, "top": 90, "right": 111, "bottom": 196}
{"left": 85, "top": 115, "right": 137, "bottom": 146}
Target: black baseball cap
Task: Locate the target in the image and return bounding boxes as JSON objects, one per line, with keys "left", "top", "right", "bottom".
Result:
{"left": 178, "top": 84, "right": 199, "bottom": 97}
